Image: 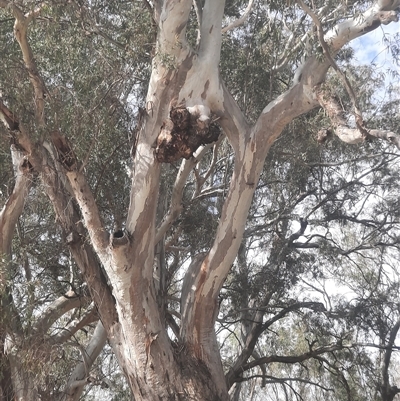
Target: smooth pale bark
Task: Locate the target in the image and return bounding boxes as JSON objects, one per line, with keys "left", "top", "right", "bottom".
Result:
{"left": 49, "top": 308, "right": 98, "bottom": 345}
{"left": 1, "top": 1, "right": 399, "bottom": 400}
{"left": 60, "top": 322, "right": 107, "bottom": 401}
{"left": 43, "top": 1, "right": 400, "bottom": 400}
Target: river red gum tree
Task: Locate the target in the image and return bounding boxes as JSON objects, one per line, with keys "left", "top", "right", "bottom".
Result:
{"left": 1, "top": 0, "right": 400, "bottom": 400}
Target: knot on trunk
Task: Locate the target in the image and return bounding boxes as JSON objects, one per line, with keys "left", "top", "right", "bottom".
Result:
{"left": 155, "top": 106, "right": 220, "bottom": 163}
{"left": 110, "top": 230, "right": 129, "bottom": 247}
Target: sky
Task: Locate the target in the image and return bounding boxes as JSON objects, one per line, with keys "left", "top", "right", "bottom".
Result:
{"left": 353, "top": 21, "right": 399, "bottom": 65}
{"left": 352, "top": 19, "right": 400, "bottom": 100}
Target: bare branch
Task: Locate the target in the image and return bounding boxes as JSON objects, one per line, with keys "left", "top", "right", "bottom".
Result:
{"left": 226, "top": 302, "right": 326, "bottom": 387}
{"left": 193, "top": 139, "right": 224, "bottom": 197}
{"left": 0, "top": 143, "right": 31, "bottom": 339}
{"left": 11, "top": 3, "right": 48, "bottom": 126}
{"left": 272, "top": 31, "right": 309, "bottom": 73}
{"left": 242, "top": 342, "right": 346, "bottom": 372}
{"left": 368, "top": 129, "right": 400, "bottom": 149}
{"left": 61, "top": 322, "right": 107, "bottom": 401}
{"left": 222, "top": 0, "right": 255, "bottom": 34}
{"left": 49, "top": 308, "right": 98, "bottom": 345}
{"left": 236, "top": 374, "right": 334, "bottom": 392}
{"left": 33, "top": 291, "right": 89, "bottom": 336}
{"left": 50, "top": 131, "right": 109, "bottom": 257}
{"left": 155, "top": 144, "right": 212, "bottom": 244}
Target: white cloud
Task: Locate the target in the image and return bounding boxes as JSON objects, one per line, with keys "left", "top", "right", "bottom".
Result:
{"left": 352, "top": 21, "right": 399, "bottom": 68}
{"left": 351, "top": 20, "right": 400, "bottom": 102}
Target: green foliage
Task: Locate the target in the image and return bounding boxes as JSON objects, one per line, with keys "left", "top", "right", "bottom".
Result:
{"left": 1, "top": 1, "right": 400, "bottom": 400}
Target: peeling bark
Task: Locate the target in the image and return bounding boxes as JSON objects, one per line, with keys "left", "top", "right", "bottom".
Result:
{"left": 315, "top": 85, "right": 400, "bottom": 148}
{"left": 1, "top": 1, "right": 399, "bottom": 400}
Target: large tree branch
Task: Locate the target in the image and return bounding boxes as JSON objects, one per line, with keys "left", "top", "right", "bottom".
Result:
{"left": 40, "top": 141, "right": 117, "bottom": 328}
{"left": 293, "top": 1, "right": 398, "bottom": 88}
{"left": 378, "top": 0, "right": 400, "bottom": 9}
{"left": 1, "top": 104, "right": 117, "bottom": 330}
{"left": 218, "top": 81, "right": 250, "bottom": 154}
{"left": 242, "top": 342, "right": 345, "bottom": 372}
{"left": 180, "top": 1, "right": 399, "bottom": 383}
{"left": 10, "top": 3, "right": 48, "bottom": 126}
{"left": 254, "top": 1, "right": 400, "bottom": 151}
{"left": 315, "top": 86, "right": 400, "bottom": 148}
{"left": 297, "top": 0, "right": 367, "bottom": 133}
{"left": 32, "top": 291, "right": 90, "bottom": 337}
{"left": 0, "top": 146, "right": 32, "bottom": 256}
{"left": 60, "top": 322, "right": 107, "bottom": 401}
{"left": 50, "top": 131, "right": 109, "bottom": 259}
{"left": 326, "top": 6, "right": 398, "bottom": 52}
{"left": 0, "top": 141, "right": 32, "bottom": 401}
{"left": 158, "top": 0, "right": 192, "bottom": 54}
{"left": 198, "top": 0, "right": 225, "bottom": 68}
{"left": 221, "top": 0, "right": 254, "bottom": 34}
{"left": 49, "top": 308, "right": 98, "bottom": 345}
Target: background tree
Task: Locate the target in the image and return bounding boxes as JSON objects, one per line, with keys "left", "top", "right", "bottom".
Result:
{"left": 0, "top": 0, "right": 400, "bottom": 400}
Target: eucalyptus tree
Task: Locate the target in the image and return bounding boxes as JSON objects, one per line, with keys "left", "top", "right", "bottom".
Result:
{"left": 0, "top": 0, "right": 400, "bottom": 401}
{"left": 218, "top": 105, "right": 400, "bottom": 401}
